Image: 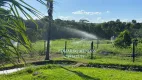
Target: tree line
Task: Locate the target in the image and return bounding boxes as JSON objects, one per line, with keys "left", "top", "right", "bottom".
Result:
{"left": 24, "top": 17, "right": 142, "bottom": 42}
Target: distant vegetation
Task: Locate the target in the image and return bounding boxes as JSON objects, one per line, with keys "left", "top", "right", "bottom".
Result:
{"left": 24, "top": 18, "right": 142, "bottom": 41}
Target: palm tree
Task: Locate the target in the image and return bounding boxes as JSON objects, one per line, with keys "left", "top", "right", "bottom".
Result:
{"left": 45, "top": 0, "right": 53, "bottom": 60}
{"left": 0, "top": 0, "right": 45, "bottom": 64}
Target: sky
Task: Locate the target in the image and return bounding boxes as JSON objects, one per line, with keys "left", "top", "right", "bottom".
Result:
{"left": 23, "top": 0, "right": 142, "bottom": 23}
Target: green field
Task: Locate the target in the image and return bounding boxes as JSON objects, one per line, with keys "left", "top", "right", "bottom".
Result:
{"left": 26, "top": 39, "right": 142, "bottom": 55}
{"left": 0, "top": 65, "right": 142, "bottom": 80}
{"left": 1, "top": 39, "right": 142, "bottom": 80}
{"left": 2, "top": 39, "right": 142, "bottom": 68}
{"left": 17, "top": 39, "right": 142, "bottom": 64}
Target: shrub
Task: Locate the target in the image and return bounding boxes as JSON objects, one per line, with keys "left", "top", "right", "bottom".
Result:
{"left": 114, "top": 30, "right": 132, "bottom": 48}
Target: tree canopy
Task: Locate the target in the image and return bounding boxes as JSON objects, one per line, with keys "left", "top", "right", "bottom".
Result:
{"left": 23, "top": 18, "right": 142, "bottom": 41}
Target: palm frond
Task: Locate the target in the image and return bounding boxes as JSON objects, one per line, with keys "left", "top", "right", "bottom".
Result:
{"left": 0, "top": 0, "right": 50, "bottom": 64}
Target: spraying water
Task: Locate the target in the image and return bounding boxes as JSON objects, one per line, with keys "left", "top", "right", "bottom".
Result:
{"left": 72, "top": 38, "right": 86, "bottom": 44}
{"left": 65, "top": 27, "right": 97, "bottom": 39}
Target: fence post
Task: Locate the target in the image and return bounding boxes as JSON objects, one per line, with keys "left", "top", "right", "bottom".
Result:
{"left": 44, "top": 40, "right": 46, "bottom": 55}
{"left": 91, "top": 41, "right": 94, "bottom": 59}
{"left": 97, "top": 39, "right": 99, "bottom": 49}
{"left": 132, "top": 39, "right": 138, "bottom": 62}
{"left": 132, "top": 41, "right": 135, "bottom": 62}
{"left": 64, "top": 41, "right": 67, "bottom": 56}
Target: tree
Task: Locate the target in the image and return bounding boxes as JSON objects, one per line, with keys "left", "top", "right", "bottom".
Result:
{"left": 79, "top": 19, "right": 89, "bottom": 23}
{"left": 114, "top": 30, "right": 132, "bottom": 48}
{"left": 116, "top": 19, "right": 121, "bottom": 23}
{"left": 45, "top": 0, "right": 53, "bottom": 60}
{"left": 132, "top": 20, "right": 137, "bottom": 24}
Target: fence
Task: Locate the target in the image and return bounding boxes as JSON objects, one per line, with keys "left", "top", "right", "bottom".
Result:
{"left": 59, "top": 40, "right": 97, "bottom": 59}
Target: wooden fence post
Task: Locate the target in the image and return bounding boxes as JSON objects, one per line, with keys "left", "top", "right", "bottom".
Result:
{"left": 132, "top": 41, "right": 135, "bottom": 62}
{"left": 132, "top": 39, "right": 138, "bottom": 62}
{"left": 44, "top": 40, "right": 46, "bottom": 55}
{"left": 64, "top": 41, "right": 67, "bottom": 56}
{"left": 91, "top": 41, "right": 94, "bottom": 59}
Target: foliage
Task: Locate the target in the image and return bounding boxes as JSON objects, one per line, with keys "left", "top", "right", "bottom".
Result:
{"left": 114, "top": 30, "right": 132, "bottom": 48}
{"left": 24, "top": 18, "right": 142, "bottom": 41}
{"left": 0, "top": 0, "right": 45, "bottom": 63}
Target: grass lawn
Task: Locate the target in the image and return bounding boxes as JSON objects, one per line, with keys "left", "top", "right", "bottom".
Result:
{"left": 56, "top": 56, "right": 142, "bottom": 66}
{"left": 2, "top": 39, "right": 142, "bottom": 71}
{"left": 1, "top": 39, "right": 142, "bottom": 80}
{"left": 20, "top": 39, "right": 142, "bottom": 55}
{"left": 0, "top": 65, "right": 142, "bottom": 80}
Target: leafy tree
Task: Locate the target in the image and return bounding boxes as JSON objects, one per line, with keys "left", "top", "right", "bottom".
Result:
{"left": 114, "top": 30, "right": 132, "bottom": 48}
{"left": 132, "top": 20, "right": 137, "bottom": 24}
{"left": 79, "top": 19, "right": 89, "bottom": 23}
{"left": 24, "top": 17, "right": 142, "bottom": 40}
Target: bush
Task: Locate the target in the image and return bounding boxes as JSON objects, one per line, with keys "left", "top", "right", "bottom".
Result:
{"left": 114, "top": 30, "right": 132, "bottom": 48}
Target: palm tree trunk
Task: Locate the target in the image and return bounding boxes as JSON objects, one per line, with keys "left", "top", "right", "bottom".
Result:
{"left": 45, "top": 0, "right": 53, "bottom": 60}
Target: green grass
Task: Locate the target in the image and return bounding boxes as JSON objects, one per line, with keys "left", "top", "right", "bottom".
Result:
{"left": 59, "top": 57, "right": 139, "bottom": 65}
{"left": 18, "top": 39, "right": 142, "bottom": 55}
{"left": 13, "top": 38, "right": 142, "bottom": 66}
{"left": 53, "top": 57, "right": 142, "bottom": 69}
{"left": 3, "top": 39, "right": 142, "bottom": 70}
{"left": 0, "top": 65, "right": 142, "bottom": 80}
{"left": 1, "top": 39, "right": 142, "bottom": 80}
